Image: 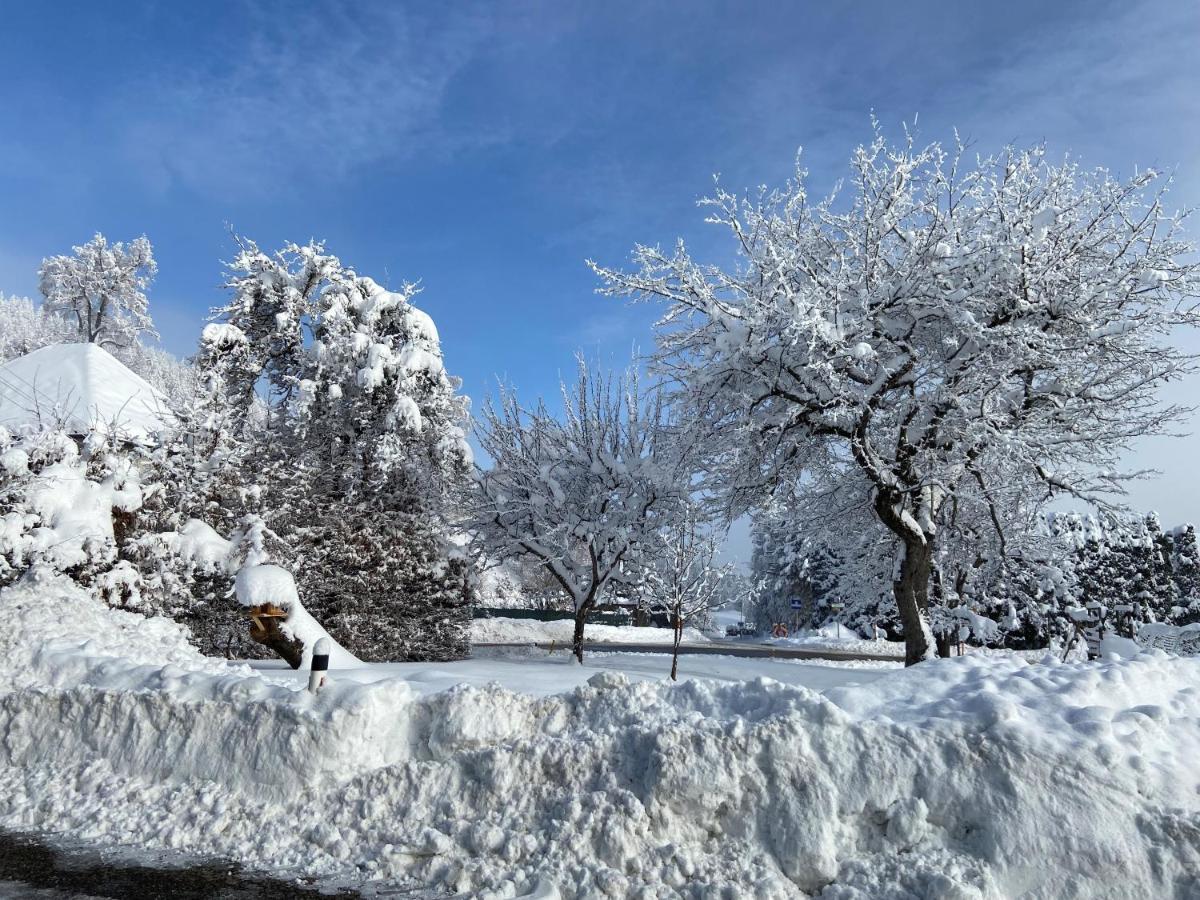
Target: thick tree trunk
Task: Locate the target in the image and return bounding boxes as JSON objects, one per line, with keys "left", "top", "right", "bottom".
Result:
{"left": 894, "top": 539, "right": 934, "bottom": 667}
{"left": 572, "top": 598, "right": 595, "bottom": 664}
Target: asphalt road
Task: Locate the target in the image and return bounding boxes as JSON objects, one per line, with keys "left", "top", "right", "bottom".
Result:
{"left": 477, "top": 639, "right": 904, "bottom": 663}
{"left": 0, "top": 831, "right": 362, "bottom": 900}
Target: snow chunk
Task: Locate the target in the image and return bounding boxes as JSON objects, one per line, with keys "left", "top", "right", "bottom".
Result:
{"left": 174, "top": 519, "right": 234, "bottom": 574}
{"left": 849, "top": 341, "right": 875, "bottom": 359}
{"left": 234, "top": 563, "right": 298, "bottom": 609}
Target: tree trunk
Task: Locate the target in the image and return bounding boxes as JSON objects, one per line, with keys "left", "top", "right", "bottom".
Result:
{"left": 248, "top": 606, "right": 305, "bottom": 669}
{"left": 572, "top": 598, "right": 594, "bottom": 664}
{"left": 894, "top": 539, "right": 934, "bottom": 666}
{"left": 935, "top": 630, "right": 953, "bottom": 659}
{"left": 670, "top": 608, "right": 683, "bottom": 681}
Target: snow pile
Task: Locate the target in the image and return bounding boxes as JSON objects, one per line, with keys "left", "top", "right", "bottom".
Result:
{"left": 0, "top": 572, "right": 235, "bottom": 692}
{"left": 0, "top": 343, "right": 174, "bottom": 442}
{"left": 0, "top": 576, "right": 412, "bottom": 799}
{"left": 472, "top": 615, "right": 711, "bottom": 646}
{"left": 768, "top": 624, "right": 903, "bottom": 658}
{"left": 3, "top": 582, "right": 1200, "bottom": 898}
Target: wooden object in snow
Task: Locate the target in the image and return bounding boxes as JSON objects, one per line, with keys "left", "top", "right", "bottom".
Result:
{"left": 247, "top": 603, "right": 304, "bottom": 670}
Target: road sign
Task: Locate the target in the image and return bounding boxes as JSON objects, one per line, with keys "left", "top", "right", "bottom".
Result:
{"left": 790, "top": 597, "right": 803, "bottom": 610}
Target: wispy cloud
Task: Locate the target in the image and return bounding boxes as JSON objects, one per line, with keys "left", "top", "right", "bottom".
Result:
{"left": 115, "top": 2, "right": 498, "bottom": 195}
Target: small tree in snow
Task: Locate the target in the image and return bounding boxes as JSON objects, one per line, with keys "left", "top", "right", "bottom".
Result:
{"left": 39, "top": 233, "right": 158, "bottom": 351}
{"left": 594, "top": 128, "right": 1200, "bottom": 665}
{"left": 471, "top": 358, "right": 686, "bottom": 662}
{"left": 645, "top": 510, "right": 732, "bottom": 679}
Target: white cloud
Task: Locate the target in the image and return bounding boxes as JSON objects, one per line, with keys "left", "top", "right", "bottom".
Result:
{"left": 115, "top": 3, "right": 496, "bottom": 195}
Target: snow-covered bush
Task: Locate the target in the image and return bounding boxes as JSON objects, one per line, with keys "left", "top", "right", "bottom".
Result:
{"left": 0, "top": 428, "right": 144, "bottom": 600}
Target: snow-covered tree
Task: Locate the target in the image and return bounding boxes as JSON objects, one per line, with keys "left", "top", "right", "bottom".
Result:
{"left": 298, "top": 508, "right": 472, "bottom": 662}
{"left": 39, "top": 233, "right": 158, "bottom": 351}
{"left": 195, "top": 238, "right": 475, "bottom": 661}
{"left": 471, "top": 358, "right": 688, "bottom": 662}
{"left": 0, "top": 294, "right": 74, "bottom": 361}
{"left": 122, "top": 344, "right": 198, "bottom": 413}
{"left": 1172, "top": 524, "right": 1200, "bottom": 622}
{"left": 644, "top": 509, "right": 732, "bottom": 679}
{"left": 593, "top": 128, "right": 1200, "bottom": 665}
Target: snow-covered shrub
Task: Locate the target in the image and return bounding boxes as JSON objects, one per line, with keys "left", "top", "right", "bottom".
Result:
{"left": 298, "top": 507, "right": 472, "bottom": 662}
{"left": 0, "top": 428, "right": 140, "bottom": 597}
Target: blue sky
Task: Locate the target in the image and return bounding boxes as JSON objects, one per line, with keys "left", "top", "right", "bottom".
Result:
{"left": 2, "top": 0, "right": 1200, "bottom": 553}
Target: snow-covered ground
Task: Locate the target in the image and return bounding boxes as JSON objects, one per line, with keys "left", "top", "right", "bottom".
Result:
{"left": 4, "top": 577, "right": 1200, "bottom": 898}
{"left": 471, "top": 615, "right": 711, "bottom": 646}
{"left": 251, "top": 646, "right": 893, "bottom": 697}
{"left": 763, "top": 623, "right": 903, "bottom": 657}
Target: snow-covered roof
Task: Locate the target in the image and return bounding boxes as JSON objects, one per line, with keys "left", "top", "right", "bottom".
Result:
{"left": 0, "top": 343, "right": 174, "bottom": 442}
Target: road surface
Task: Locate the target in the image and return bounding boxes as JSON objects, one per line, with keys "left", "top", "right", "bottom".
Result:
{"left": 0, "top": 830, "right": 363, "bottom": 900}
{"left": 476, "top": 639, "right": 903, "bottom": 663}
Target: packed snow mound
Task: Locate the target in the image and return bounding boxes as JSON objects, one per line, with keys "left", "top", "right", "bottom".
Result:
{"left": 472, "top": 615, "right": 711, "bottom": 645}
{"left": 0, "top": 343, "right": 174, "bottom": 441}
{"left": 3, "top": 579, "right": 1200, "bottom": 898}
{"left": 0, "top": 572, "right": 238, "bottom": 693}
{"left": 768, "top": 624, "right": 903, "bottom": 658}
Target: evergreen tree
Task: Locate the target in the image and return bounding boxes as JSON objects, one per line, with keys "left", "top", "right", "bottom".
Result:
{"left": 1172, "top": 524, "right": 1200, "bottom": 623}
{"left": 195, "top": 239, "right": 475, "bottom": 662}
{"left": 1143, "top": 512, "right": 1178, "bottom": 621}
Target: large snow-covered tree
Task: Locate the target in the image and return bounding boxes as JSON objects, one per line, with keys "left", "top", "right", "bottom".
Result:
{"left": 470, "top": 358, "right": 688, "bottom": 662}
{"left": 594, "top": 129, "right": 1200, "bottom": 665}
{"left": 194, "top": 238, "right": 475, "bottom": 661}
{"left": 39, "top": 233, "right": 158, "bottom": 351}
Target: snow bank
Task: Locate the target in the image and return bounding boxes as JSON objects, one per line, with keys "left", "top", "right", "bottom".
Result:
{"left": 472, "top": 615, "right": 711, "bottom": 646}
{"left": 3, "top": 579, "right": 1200, "bottom": 898}
{"left": 767, "top": 624, "right": 903, "bottom": 658}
